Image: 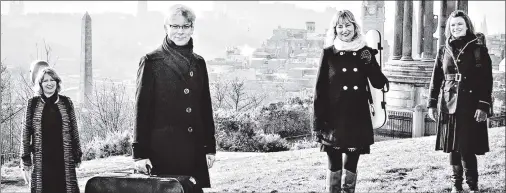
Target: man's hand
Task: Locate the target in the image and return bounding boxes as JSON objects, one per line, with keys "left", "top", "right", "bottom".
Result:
{"left": 206, "top": 154, "right": 216, "bottom": 169}
{"left": 134, "top": 159, "right": 152, "bottom": 174}
{"left": 428, "top": 108, "right": 438, "bottom": 122}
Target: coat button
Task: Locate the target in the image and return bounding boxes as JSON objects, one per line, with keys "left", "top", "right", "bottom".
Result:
{"left": 186, "top": 107, "right": 192, "bottom": 113}
{"left": 340, "top": 52, "right": 344, "bottom": 55}
{"left": 342, "top": 68, "right": 347, "bottom": 72}
{"left": 353, "top": 86, "right": 358, "bottom": 90}
{"left": 353, "top": 68, "right": 358, "bottom": 72}
{"left": 457, "top": 59, "right": 461, "bottom": 62}
{"left": 184, "top": 88, "right": 190, "bottom": 94}
{"left": 454, "top": 85, "right": 457, "bottom": 87}
{"left": 469, "top": 90, "right": 473, "bottom": 93}
{"left": 353, "top": 52, "right": 356, "bottom": 56}
{"left": 188, "top": 127, "right": 193, "bottom": 133}
{"left": 189, "top": 71, "right": 194, "bottom": 77}
{"left": 343, "top": 86, "right": 348, "bottom": 90}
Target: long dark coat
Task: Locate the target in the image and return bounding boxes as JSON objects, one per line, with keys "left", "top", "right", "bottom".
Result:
{"left": 428, "top": 33, "right": 492, "bottom": 155}
{"left": 21, "top": 95, "right": 82, "bottom": 193}
{"left": 313, "top": 45, "right": 388, "bottom": 149}
{"left": 133, "top": 36, "right": 216, "bottom": 188}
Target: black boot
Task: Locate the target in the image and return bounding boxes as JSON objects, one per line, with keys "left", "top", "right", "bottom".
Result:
{"left": 464, "top": 168, "right": 479, "bottom": 192}
{"left": 451, "top": 165, "right": 464, "bottom": 193}
{"left": 342, "top": 169, "right": 357, "bottom": 193}
{"left": 326, "top": 170, "right": 342, "bottom": 193}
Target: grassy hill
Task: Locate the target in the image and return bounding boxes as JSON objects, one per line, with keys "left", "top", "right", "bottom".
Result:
{"left": 2, "top": 127, "right": 504, "bottom": 192}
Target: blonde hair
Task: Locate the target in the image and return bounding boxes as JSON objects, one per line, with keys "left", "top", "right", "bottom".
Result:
{"left": 33, "top": 67, "right": 62, "bottom": 96}
{"left": 324, "top": 10, "right": 361, "bottom": 47}
{"left": 445, "top": 10, "right": 475, "bottom": 39}
{"left": 164, "top": 4, "right": 196, "bottom": 25}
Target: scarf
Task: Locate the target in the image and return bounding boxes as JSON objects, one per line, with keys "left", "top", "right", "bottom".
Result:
{"left": 41, "top": 92, "right": 58, "bottom": 104}
{"left": 333, "top": 34, "right": 367, "bottom": 51}
{"left": 446, "top": 31, "right": 477, "bottom": 54}
{"left": 161, "top": 35, "right": 196, "bottom": 68}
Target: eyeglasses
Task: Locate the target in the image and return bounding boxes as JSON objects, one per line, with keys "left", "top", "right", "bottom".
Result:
{"left": 168, "top": 24, "right": 193, "bottom": 30}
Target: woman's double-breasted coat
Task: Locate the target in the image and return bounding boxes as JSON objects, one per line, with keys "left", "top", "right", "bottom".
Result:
{"left": 133, "top": 37, "right": 216, "bottom": 188}
{"left": 313, "top": 45, "right": 388, "bottom": 149}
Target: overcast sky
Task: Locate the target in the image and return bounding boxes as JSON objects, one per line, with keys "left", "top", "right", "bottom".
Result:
{"left": 1, "top": 1, "right": 504, "bottom": 35}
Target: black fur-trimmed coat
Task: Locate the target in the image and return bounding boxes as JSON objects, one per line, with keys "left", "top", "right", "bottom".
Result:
{"left": 21, "top": 95, "right": 82, "bottom": 193}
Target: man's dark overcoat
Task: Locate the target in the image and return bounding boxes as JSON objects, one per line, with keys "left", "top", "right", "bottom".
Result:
{"left": 133, "top": 36, "right": 216, "bottom": 187}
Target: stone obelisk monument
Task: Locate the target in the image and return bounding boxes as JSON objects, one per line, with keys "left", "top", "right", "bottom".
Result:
{"left": 80, "top": 12, "right": 93, "bottom": 109}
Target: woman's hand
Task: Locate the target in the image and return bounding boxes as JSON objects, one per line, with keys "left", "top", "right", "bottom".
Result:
{"left": 313, "top": 130, "right": 323, "bottom": 143}
{"left": 206, "top": 154, "right": 216, "bottom": 169}
{"left": 474, "top": 109, "right": 488, "bottom": 122}
{"left": 428, "top": 108, "right": 438, "bottom": 122}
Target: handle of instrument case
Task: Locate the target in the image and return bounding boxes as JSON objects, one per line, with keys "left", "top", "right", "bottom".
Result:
{"left": 146, "top": 164, "right": 152, "bottom": 176}
{"left": 382, "top": 81, "right": 390, "bottom": 93}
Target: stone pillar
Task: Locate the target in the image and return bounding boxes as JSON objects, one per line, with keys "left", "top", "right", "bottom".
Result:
{"left": 446, "top": 0, "right": 456, "bottom": 17}
{"left": 400, "top": 1, "right": 413, "bottom": 61}
{"left": 417, "top": 1, "right": 425, "bottom": 59}
{"left": 412, "top": 104, "right": 427, "bottom": 138}
{"left": 392, "top": 1, "right": 404, "bottom": 60}
{"left": 422, "top": 0, "right": 436, "bottom": 61}
{"left": 438, "top": 0, "right": 448, "bottom": 48}
{"left": 457, "top": 0, "right": 468, "bottom": 14}
{"left": 80, "top": 12, "right": 93, "bottom": 108}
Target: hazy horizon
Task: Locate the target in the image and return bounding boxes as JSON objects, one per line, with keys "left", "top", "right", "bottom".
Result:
{"left": 1, "top": 1, "right": 505, "bottom": 35}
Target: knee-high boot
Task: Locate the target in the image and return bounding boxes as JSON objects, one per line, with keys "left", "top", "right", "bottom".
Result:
{"left": 326, "top": 170, "right": 342, "bottom": 193}
{"left": 450, "top": 165, "right": 464, "bottom": 193}
{"left": 342, "top": 169, "right": 357, "bottom": 193}
{"left": 464, "top": 168, "right": 479, "bottom": 192}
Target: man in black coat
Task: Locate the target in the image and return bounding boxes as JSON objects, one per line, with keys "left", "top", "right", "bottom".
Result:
{"left": 132, "top": 4, "right": 216, "bottom": 189}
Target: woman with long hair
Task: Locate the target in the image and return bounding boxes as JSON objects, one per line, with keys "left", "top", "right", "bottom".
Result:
{"left": 313, "top": 10, "right": 389, "bottom": 193}
{"left": 428, "top": 10, "right": 492, "bottom": 193}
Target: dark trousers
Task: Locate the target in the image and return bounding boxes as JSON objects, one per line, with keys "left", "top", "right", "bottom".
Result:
{"left": 450, "top": 151, "right": 479, "bottom": 189}
{"left": 449, "top": 151, "right": 477, "bottom": 170}
{"left": 327, "top": 149, "right": 360, "bottom": 173}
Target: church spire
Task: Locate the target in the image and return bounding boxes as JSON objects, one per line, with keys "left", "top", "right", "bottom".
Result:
{"left": 480, "top": 15, "right": 488, "bottom": 36}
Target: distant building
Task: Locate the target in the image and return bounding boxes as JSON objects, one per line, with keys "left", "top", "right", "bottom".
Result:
{"left": 9, "top": 1, "right": 25, "bottom": 16}
{"left": 486, "top": 34, "right": 506, "bottom": 70}
{"left": 262, "top": 21, "right": 325, "bottom": 59}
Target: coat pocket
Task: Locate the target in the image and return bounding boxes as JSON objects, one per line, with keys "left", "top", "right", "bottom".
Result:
{"left": 442, "top": 83, "right": 458, "bottom": 114}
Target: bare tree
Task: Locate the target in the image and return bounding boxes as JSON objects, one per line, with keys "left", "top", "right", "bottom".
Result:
{"left": 31, "top": 38, "right": 59, "bottom": 67}
{"left": 0, "top": 60, "right": 27, "bottom": 164}
{"left": 225, "top": 77, "right": 267, "bottom": 112}
{"left": 211, "top": 78, "right": 229, "bottom": 109}
{"left": 79, "top": 79, "right": 134, "bottom": 143}
{"left": 42, "top": 38, "right": 59, "bottom": 67}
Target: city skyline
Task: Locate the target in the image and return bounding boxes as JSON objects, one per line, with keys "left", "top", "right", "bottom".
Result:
{"left": 1, "top": 1, "right": 505, "bottom": 35}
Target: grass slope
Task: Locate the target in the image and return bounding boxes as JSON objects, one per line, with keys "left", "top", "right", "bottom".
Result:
{"left": 2, "top": 127, "right": 504, "bottom": 192}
